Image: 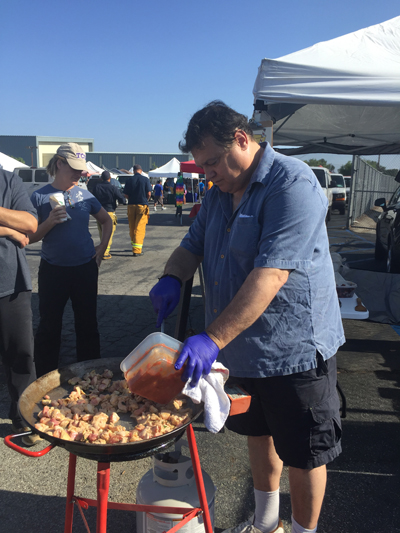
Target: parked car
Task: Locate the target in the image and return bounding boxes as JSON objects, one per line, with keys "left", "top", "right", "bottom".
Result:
{"left": 330, "top": 173, "right": 347, "bottom": 214}
{"left": 310, "top": 166, "right": 334, "bottom": 221}
{"left": 110, "top": 178, "right": 128, "bottom": 205}
{"left": 87, "top": 174, "right": 127, "bottom": 206}
{"left": 87, "top": 174, "right": 102, "bottom": 194}
{"left": 344, "top": 176, "right": 351, "bottom": 204}
{"left": 114, "top": 174, "right": 131, "bottom": 187}
{"left": 14, "top": 167, "right": 54, "bottom": 196}
{"left": 15, "top": 167, "right": 88, "bottom": 195}
{"left": 374, "top": 186, "right": 400, "bottom": 273}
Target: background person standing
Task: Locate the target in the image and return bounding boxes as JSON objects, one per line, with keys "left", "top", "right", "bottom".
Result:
{"left": 29, "top": 143, "right": 112, "bottom": 378}
{"left": 153, "top": 179, "right": 166, "bottom": 211}
{"left": 92, "top": 170, "right": 125, "bottom": 260}
{"left": 123, "top": 164, "right": 151, "bottom": 256}
{"left": 0, "top": 168, "right": 40, "bottom": 445}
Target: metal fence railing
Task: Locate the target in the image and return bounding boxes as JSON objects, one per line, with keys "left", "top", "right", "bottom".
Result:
{"left": 347, "top": 156, "right": 398, "bottom": 229}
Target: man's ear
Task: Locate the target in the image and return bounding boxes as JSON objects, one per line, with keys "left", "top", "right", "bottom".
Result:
{"left": 235, "top": 130, "right": 250, "bottom": 151}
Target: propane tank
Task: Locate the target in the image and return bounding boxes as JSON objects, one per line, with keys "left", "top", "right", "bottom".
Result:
{"left": 136, "top": 444, "right": 215, "bottom": 533}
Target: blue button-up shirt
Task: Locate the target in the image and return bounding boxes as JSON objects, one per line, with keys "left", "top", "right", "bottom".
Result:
{"left": 180, "top": 143, "right": 345, "bottom": 378}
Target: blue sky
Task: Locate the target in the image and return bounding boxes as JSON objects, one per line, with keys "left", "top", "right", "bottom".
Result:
{"left": 1, "top": 0, "right": 399, "bottom": 171}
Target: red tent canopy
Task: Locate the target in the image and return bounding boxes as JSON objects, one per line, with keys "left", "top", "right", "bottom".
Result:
{"left": 180, "top": 160, "right": 204, "bottom": 174}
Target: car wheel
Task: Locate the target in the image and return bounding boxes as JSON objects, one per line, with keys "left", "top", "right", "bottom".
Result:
{"left": 374, "top": 233, "right": 387, "bottom": 260}
{"left": 387, "top": 238, "right": 400, "bottom": 273}
{"left": 326, "top": 207, "right": 331, "bottom": 223}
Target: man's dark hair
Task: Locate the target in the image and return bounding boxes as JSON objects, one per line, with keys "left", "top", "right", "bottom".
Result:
{"left": 179, "top": 100, "right": 254, "bottom": 153}
{"left": 101, "top": 170, "right": 110, "bottom": 181}
{"left": 133, "top": 164, "right": 142, "bottom": 172}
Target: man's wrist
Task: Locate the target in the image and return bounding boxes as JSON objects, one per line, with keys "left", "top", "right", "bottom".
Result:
{"left": 205, "top": 329, "right": 224, "bottom": 350}
{"left": 159, "top": 274, "right": 183, "bottom": 287}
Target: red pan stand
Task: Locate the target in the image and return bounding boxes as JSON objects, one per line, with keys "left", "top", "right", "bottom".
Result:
{"left": 5, "top": 424, "right": 213, "bottom": 533}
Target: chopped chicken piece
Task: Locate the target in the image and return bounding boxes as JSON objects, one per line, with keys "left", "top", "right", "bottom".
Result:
{"left": 84, "top": 404, "right": 95, "bottom": 415}
{"left": 92, "top": 412, "right": 109, "bottom": 430}
{"left": 117, "top": 400, "right": 128, "bottom": 413}
{"left": 109, "top": 412, "right": 120, "bottom": 424}
{"left": 35, "top": 423, "right": 49, "bottom": 433}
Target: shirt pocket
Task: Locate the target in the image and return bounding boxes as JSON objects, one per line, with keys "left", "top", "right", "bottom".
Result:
{"left": 229, "top": 217, "right": 261, "bottom": 257}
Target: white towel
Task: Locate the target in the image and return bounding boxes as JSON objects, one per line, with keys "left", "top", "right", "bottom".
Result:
{"left": 182, "top": 363, "right": 230, "bottom": 433}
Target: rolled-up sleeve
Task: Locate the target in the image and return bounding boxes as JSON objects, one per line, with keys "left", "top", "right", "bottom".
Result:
{"left": 255, "top": 175, "right": 328, "bottom": 270}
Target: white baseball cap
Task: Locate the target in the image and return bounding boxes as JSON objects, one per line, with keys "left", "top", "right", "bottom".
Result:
{"left": 57, "top": 143, "right": 87, "bottom": 171}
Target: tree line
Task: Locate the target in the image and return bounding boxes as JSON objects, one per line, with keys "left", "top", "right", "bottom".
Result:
{"left": 303, "top": 158, "right": 398, "bottom": 177}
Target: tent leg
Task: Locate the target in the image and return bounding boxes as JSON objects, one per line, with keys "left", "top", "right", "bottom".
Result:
{"left": 174, "top": 277, "right": 194, "bottom": 342}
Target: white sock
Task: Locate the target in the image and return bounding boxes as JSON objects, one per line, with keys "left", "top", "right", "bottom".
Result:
{"left": 253, "top": 487, "right": 280, "bottom": 532}
{"left": 291, "top": 515, "right": 317, "bottom": 533}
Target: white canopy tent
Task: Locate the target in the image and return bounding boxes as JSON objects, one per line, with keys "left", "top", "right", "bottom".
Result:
{"left": 148, "top": 158, "right": 180, "bottom": 178}
{"left": 252, "top": 16, "right": 400, "bottom": 155}
{"left": 0, "top": 152, "right": 29, "bottom": 172}
{"left": 148, "top": 158, "right": 199, "bottom": 201}
{"left": 86, "top": 161, "right": 104, "bottom": 174}
{"left": 148, "top": 158, "right": 198, "bottom": 179}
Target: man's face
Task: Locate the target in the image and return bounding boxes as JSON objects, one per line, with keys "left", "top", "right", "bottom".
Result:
{"left": 192, "top": 133, "right": 250, "bottom": 195}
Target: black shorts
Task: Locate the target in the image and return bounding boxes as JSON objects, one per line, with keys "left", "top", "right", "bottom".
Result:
{"left": 225, "top": 353, "right": 342, "bottom": 469}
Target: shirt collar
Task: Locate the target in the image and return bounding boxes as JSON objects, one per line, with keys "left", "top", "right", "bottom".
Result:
{"left": 249, "top": 142, "right": 276, "bottom": 187}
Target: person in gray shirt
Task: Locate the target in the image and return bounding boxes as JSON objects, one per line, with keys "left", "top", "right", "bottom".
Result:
{"left": 0, "top": 168, "right": 40, "bottom": 445}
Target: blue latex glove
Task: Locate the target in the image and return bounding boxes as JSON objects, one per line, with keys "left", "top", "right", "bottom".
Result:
{"left": 175, "top": 332, "right": 219, "bottom": 387}
{"left": 149, "top": 276, "right": 181, "bottom": 328}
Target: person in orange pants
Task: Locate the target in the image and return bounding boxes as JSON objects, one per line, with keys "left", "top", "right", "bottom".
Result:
{"left": 123, "top": 165, "right": 152, "bottom": 256}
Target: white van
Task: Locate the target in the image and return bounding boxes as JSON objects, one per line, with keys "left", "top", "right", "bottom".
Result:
{"left": 310, "top": 166, "right": 334, "bottom": 221}
{"left": 330, "top": 173, "right": 347, "bottom": 214}
{"left": 14, "top": 167, "right": 54, "bottom": 197}
{"left": 14, "top": 167, "right": 87, "bottom": 197}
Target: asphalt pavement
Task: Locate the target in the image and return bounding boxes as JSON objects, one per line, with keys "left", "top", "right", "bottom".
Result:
{"left": 0, "top": 203, "right": 399, "bottom": 533}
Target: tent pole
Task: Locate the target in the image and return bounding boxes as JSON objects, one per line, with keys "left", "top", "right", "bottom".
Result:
{"left": 347, "top": 155, "right": 357, "bottom": 229}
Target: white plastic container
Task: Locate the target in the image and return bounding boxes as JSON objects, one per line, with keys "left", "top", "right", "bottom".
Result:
{"left": 136, "top": 449, "right": 215, "bottom": 533}
{"left": 335, "top": 272, "right": 357, "bottom": 298}
{"left": 120, "top": 332, "right": 184, "bottom": 404}
{"left": 49, "top": 192, "right": 70, "bottom": 221}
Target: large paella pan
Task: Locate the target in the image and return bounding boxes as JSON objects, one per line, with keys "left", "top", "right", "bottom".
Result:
{"left": 15, "top": 357, "right": 203, "bottom": 462}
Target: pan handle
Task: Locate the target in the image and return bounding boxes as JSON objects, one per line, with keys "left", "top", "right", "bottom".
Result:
{"left": 4, "top": 433, "right": 55, "bottom": 457}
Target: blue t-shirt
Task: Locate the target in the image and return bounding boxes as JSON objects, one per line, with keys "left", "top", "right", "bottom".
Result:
{"left": 198, "top": 182, "right": 205, "bottom": 193}
{"left": 180, "top": 143, "right": 345, "bottom": 378}
{"left": 30, "top": 184, "right": 101, "bottom": 267}
{"left": 154, "top": 183, "right": 163, "bottom": 196}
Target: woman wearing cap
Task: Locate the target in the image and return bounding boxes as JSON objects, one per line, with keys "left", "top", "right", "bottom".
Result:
{"left": 29, "top": 143, "right": 112, "bottom": 377}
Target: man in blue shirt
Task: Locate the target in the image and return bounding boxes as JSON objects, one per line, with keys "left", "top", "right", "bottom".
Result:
{"left": 149, "top": 101, "right": 344, "bottom": 533}
{"left": 123, "top": 165, "right": 152, "bottom": 256}
{"left": 153, "top": 179, "right": 166, "bottom": 211}
{"left": 198, "top": 180, "right": 205, "bottom": 196}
